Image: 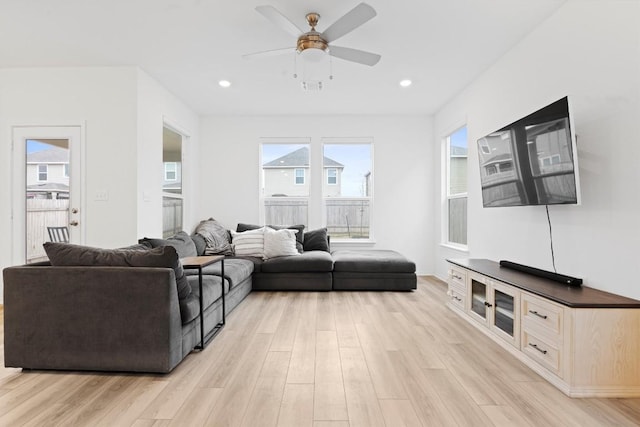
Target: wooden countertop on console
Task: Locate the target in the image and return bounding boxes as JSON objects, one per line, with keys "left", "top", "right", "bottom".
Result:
{"left": 447, "top": 258, "right": 640, "bottom": 308}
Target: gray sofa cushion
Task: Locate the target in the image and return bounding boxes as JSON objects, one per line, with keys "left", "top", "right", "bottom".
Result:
{"left": 332, "top": 249, "right": 416, "bottom": 273}
{"left": 139, "top": 231, "right": 198, "bottom": 258}
{"left": 181, "top": 274, "right": 228, "bottom": 324}
{"left": 184, "top": 258, "right": 254, "bottom": 289}
{"left": 43, "top": 242, "right": 192, "bottom": 300}
{"left": 261, "top": 250, "right": 334, "bottom": 273}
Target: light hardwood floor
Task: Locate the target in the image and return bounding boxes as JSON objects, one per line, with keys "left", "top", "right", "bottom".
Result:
{"left": 1, "top": 277, "right": 639, "bottom": 426}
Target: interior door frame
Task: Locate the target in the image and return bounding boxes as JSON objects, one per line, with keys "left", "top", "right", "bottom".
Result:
{"left": 11, "top": 124, "right": 86, "bottom": 264}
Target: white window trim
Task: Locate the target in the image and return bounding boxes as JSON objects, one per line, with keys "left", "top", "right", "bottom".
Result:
{"left": 443, "top": 126, "right": 468, "bottom": 249}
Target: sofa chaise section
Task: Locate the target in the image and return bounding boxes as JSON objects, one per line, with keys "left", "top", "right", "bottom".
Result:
{"left": 331, "top": 249, "right": 417, "bottom": 291}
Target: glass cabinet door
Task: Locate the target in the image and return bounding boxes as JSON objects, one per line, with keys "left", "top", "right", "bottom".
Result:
{"left": 470, "top": 278, "right": 488, "bottom": 319}
{"left": 493, "top": 289, "right": 515, "bottom": 337}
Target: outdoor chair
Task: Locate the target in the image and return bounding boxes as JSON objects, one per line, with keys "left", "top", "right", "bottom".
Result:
{"left": 47, "top": 226, "right": 69, "bottom": 243}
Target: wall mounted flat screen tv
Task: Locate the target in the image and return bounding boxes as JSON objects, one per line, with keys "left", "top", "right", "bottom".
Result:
{"left": 477, "top": 97, "right": 580, "bottom": 207}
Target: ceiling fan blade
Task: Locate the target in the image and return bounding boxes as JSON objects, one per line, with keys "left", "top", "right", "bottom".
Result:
{"left": 329, "top": 46, "right": 381, "bottom": 66}
{"left": 242, "top": 47, "right": 295, "bottom": 60}
{"left": 256, "top": 5, "right": 304, "bottom": 37}
{"left": 321, "top": 3, "right": 377, "bottom": 43}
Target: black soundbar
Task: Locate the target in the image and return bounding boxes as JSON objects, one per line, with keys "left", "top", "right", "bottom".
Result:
{"left": 499, "top": 260, "right": 582, "bottom": 286}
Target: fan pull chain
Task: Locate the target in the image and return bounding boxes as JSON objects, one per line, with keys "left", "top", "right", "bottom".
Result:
{"left": 293, "top": 52, "right": 298, "bottom": 79}
{"left": 329, "top": 54, "right": 334, "bottom": 80}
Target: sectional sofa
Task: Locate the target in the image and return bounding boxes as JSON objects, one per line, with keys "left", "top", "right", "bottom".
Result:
{"left": 3, "top": 227, "right": 416, "bottom": 373}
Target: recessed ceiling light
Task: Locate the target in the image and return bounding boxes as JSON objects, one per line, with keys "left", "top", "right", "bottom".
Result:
{"left": 218, "top": 80, "right": 231, "bottom": 88}
{"left": 399, "top": 79, "right": 412, "bottom": 88}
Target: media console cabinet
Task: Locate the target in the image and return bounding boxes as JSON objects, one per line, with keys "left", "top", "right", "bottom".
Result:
{"left": 446, "top": 258, "right": 640, "bottom": 397}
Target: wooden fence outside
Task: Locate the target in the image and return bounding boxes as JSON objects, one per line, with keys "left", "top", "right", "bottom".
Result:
{"left": 163, "top": 198, "right": 183, "bottom": 238}
{"left": 325, "top": 198, "right": 370, "bottom": 239}
{"left": 263, "top": 198, "right": 370, "bottom": 239}
{"left": 26, "top": 199, "right": 69, "bottom": 263}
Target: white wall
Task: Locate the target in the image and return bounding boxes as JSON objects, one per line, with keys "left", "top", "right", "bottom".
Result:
{"left": 0, "top": 67, "right": 199, "bottom": 302}
{"left": 198, "top": 115, "right": 434, "bottom": 274}
{"left": 433, "top": 1, "right": 640, "bottom": 299}
{"left": 136, "top": 70, "right": 200, "bottom": 237}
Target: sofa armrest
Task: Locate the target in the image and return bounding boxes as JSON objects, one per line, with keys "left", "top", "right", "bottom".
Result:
{"left": 3, "top": 265, "right": 183, "bottom": 373}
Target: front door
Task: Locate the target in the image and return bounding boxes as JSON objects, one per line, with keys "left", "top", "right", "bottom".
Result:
{"left": 12, "top": 126, "right": 83, "bottom": 264}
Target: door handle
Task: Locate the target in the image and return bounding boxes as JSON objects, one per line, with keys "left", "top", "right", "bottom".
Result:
{"left": 69, "top": 220, "right": 79, "bottom": 226}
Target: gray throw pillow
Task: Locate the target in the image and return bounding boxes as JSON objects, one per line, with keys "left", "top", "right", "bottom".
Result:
{"left": 195, "top": 218, "right": 233, "bottom": 256}
{"left": 43, "top": 242, "right": 192, "bottom": 300}
{"left": 303, "top": 228, "right": 330, "bottom": 252}
{"left": 190, "top": 233, "right": 207, "bottom": 256}
{"left": 139, "top": 231, "right": 198, "bottom": 258}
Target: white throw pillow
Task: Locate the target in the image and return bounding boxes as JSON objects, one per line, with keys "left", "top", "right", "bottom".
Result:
{"left": 231, "top": 227, "right": 265, "bottom": 258}
{"left": 263, "top": 227, "right": 300, "bottom": 259}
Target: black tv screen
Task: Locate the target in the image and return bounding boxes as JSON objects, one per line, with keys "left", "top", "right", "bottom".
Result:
{"left": 477, "top": 97, "right": 580, "bottom": 207}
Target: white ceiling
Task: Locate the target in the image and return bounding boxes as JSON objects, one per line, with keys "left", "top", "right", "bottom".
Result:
{"left": 0, "top": 0, "right": 567, "bottom": 116}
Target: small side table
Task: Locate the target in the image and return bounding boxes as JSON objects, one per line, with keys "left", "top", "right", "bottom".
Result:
{"left": 181, "top": 255, "right": 225, "bottom": 350}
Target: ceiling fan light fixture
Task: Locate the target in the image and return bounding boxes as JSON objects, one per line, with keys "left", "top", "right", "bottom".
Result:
{"left": 218, "top": 80, "right": 231, "bottom": 88}
{"left": 399, "top": 79, "right": 412, "bottom": 88}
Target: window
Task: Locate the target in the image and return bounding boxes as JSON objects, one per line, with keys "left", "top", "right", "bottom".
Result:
{"left": 37, "top": 164, "right": 48, "bottom": 181}
{"left": 327, "top": 168, "right": 337, "bottom": 185}
{"left": 445, "top": 126, "right": 468, "bottom": 247}
{"left": 162, "top": 127, "right": 184, "bottom": 238}
{"left": 63, "top": 163, "right": 70, "bottom": 178}
{"left": 323, "top": 141, "right": 373, "bottom": 240}
{"left": 261, "top": 142, "right": 310, "bottom": 226}
{"left": 165, "top": 162, "right": 178, "bottom": 181}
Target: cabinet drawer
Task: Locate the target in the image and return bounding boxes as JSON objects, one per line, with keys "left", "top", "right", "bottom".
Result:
{"left": 447, "top": 287, "right": 465, "bottom": 310}
{"left": 522, "top": 330, "right": 562, "bottom": 376}
{"left": 448, "top": 266, "right": 467, "bottom": 288}
{"left": 522, "top": 293, "right": 563, "bottom": 337}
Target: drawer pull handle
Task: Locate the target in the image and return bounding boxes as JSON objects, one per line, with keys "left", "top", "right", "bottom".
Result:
{"left": 529, "top": 343, "right": 548, "bottom": 355}
{"left": 528, "top": 310, "right": 548, "bottom": 319}
{"left": 454, "top": 296, "right": 462, "bottom": 302}
{"left": 484, "top": 301, "right": 493, "bottom": 308}
{"left": 453, "top": 274, "right": 462, "bottom": 280}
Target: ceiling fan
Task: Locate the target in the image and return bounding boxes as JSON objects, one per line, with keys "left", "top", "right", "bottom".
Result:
{"left": 244, "top": 2, "right": 381, "bottom": 67}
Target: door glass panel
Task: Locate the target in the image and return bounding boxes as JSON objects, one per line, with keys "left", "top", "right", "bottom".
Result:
{"left": 26, "top": 139, "right": 70, "bottom": 263}
{"left": 471, "top": 279, "right": 487, "bottom": 319}
{"left": 163, "top": 127, "right": 183, "bottom": 237}
{"left": 494, "top": 289, "right": 515, "bottom": 336}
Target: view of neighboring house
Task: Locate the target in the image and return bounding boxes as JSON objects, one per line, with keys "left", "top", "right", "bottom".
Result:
{"left": 162, "top": 161, "right": 182, "bottom": 194}
{"left": 26, "top": 145, "right": 69, "bottom": 200}
{"left": 262, "top": 147, "right": 344, "bottom": 197}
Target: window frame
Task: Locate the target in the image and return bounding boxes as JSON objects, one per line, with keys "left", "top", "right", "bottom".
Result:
{"left": 294, "top": 168, "right": 305, "bottom": 185}
{"left": 321, "top": 138, "right": 374, "bottom": 242}
{"left": 162, "top": 123, "right": 188, "bottom": 238}
{"left": 443, "top": 126, "right": 468, "bottom": 250}
{"left": 260, "top": 139, "right": 311, "bottom": 227}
